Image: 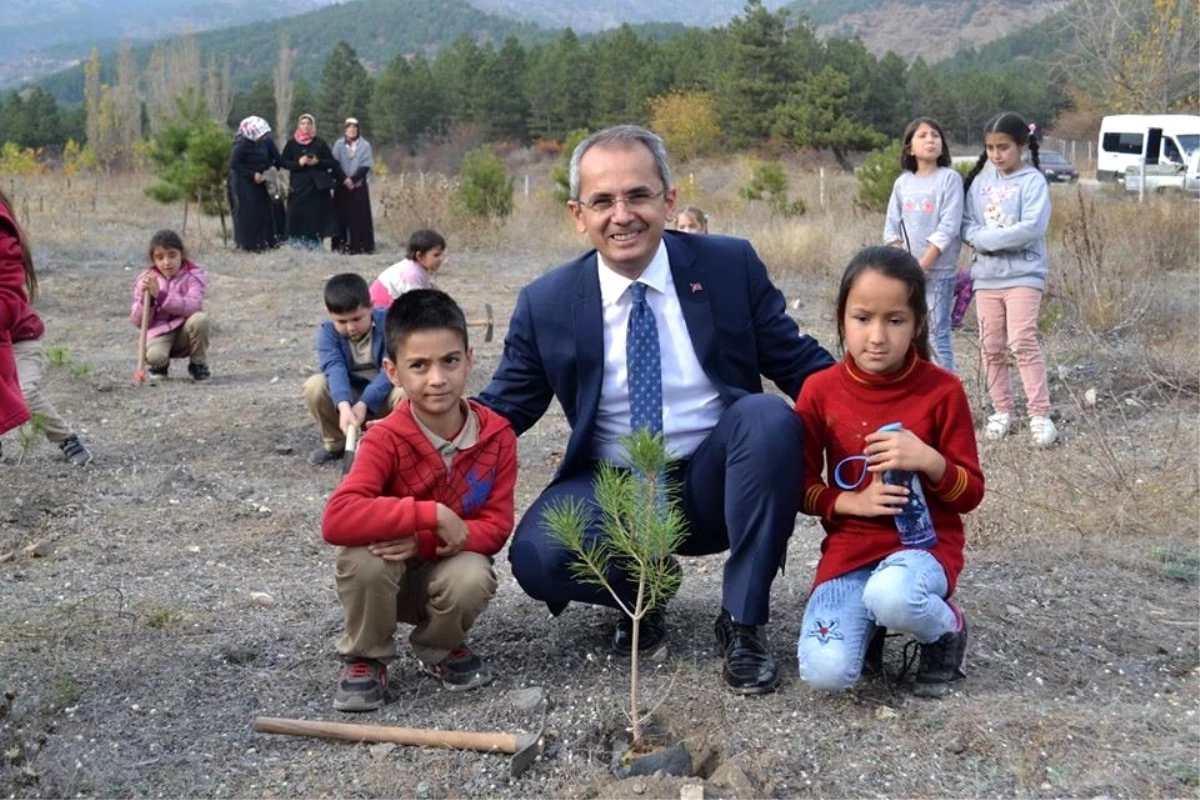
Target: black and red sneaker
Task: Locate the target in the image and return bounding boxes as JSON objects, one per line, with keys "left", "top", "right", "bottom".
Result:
{"left": 425, "top": 647, "right": 494, "bottom": 691}
{"left": 333, "top": 658, "right": 389, "bottom": 712}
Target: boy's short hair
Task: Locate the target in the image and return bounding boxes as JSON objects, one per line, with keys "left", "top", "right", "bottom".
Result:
{"left": 324, "top": 273, "right": 371, "bottom": 314}
{"left": 385, "top": 289, "right": 469, "bottom": 361}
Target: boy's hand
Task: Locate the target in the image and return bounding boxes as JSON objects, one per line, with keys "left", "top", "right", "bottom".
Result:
{"left": 434, "top": 503, "right": 469, "bottom": 557}
{"left": 337, "top": 402, "right": 368, "bottom": 434}
{"left": 835, "top": 477, "right": 907, "bottom": 518}
{"left": 368, "top": 537, "right": 417, "bottom": 562}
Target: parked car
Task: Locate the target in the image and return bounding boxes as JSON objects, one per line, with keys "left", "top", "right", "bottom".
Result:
{"left": 1039, "top": 151, "right": 1079, "bottom": 182}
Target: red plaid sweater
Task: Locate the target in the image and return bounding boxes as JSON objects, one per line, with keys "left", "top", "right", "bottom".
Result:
{"left": 322, "top": 398, "right": 517, "bottom": 559}
{"left": 795, "top": 349, "right": 985, "bottom": 596}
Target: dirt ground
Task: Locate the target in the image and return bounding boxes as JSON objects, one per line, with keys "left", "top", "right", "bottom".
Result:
{"left": 1, "top": 176, "right": 1198, "bottom": 799}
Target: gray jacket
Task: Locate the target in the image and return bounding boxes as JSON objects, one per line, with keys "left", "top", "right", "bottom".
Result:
{"left": 883, "top": 167, "right": 963, "bottom": 278}
{"left": 962, "top": 162, "right": 1050, "bottom": 291}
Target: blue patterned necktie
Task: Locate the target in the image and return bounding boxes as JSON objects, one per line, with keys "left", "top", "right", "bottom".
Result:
{"left": 627, "top": 281, "right": 663, "bottom": 435}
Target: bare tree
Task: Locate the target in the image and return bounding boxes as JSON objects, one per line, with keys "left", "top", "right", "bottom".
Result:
{"left": 205, "top": 54, "right": 232, "bottom": 126}
{"left": 84, "top": 48, "right": 102, "bottom": 151}
{"left": 143, "top": 46, "right": 170, "bottom": 133}
{"left": 166, "top": 31, "right": 202, "bottom": 115}
{"left": 1064, "top": 0, "right": 1200, "bottom": 112}
{"left": 274, "top": 33, "right": 294, "bottom": 136}
{"left": 114, "top": 42, "right": 142, "bottom": 156}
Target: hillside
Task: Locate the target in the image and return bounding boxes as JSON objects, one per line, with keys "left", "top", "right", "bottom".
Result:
{"left": 0, "top": 0, "right": 340, "bottom": 87}
{"left": 464, "top": 0, "right": 791, "bottom": 31}
{"left": 35, "top": 0, "right": 553, "bottom": 104}
{"left": 789, "top": 0, "right": 1070, "bottom": 61}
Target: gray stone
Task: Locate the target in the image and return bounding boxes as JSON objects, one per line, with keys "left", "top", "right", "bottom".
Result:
{"left": 508, "top": 687, "right": 545, "bottom": 713}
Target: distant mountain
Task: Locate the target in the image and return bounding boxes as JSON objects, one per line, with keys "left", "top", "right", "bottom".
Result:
{"left": 0, "top": 0, "right": 341, "bottom": 87}
{"left": 33, "top": 0, "right": 553, "bottom": 103}
{"left": 463, "top": 0, "right": 791, "bottom": 31}
{"left": 788, "top": 0, "right": 1070, "bottom": 62}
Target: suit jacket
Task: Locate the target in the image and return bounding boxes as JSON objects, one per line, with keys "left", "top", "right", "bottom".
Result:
{"left": 478, "top": 231, "right": 834, "bottom": 479}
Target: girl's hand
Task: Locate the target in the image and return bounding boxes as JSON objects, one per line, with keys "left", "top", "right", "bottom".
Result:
{"left": 836, "top": 477, "right": 907, "bottom": 518}
{"left": 253, "top": 172, "right": 264, "bottom": 183}
{"left": 141, "top": 275, "right": 159, "bottom": 298}
{"left": 864, "top": 428, "right": 946, "bottom": 481}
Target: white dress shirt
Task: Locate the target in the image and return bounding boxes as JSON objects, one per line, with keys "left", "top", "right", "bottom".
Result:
{"left": 592, "top": 240, "right": 724, "bottom": 464}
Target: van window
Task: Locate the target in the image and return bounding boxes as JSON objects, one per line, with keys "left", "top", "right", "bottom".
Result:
{"left": 1164, "top": 138, "right": 1182, "bottom": 163}
{"left": 1102, "top": 132, "right": 1143, "bottom": 154}
{"left": 1178, "top": 134, "right": 1199, "bottom": 157}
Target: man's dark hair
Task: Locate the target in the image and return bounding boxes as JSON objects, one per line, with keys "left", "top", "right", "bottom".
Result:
{"left": 385, "top": 288, "right": 469, "bottom": 361}
{"left": 324, "top": 273, "right": 371, "bottom": 314}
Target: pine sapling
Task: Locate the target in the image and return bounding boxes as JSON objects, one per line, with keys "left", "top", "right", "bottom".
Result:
{"left": 541, "top": 429, "right": 686, "bottom": 748}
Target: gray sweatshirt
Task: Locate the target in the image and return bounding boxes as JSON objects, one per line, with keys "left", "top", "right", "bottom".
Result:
{"left": 883, "top": 167, "right": 964, "bottom": 278}
{"left": 961, "top": 162, "right": 1050, "bottom": 291}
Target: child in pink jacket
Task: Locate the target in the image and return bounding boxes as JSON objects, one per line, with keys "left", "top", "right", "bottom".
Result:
{"left": 130, "top": 229, "right": 211, "bottom": 381}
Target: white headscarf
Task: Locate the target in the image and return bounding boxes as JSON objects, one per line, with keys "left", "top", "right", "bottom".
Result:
{"left": 238, "top": 116, "right": 271, "bottom": 140}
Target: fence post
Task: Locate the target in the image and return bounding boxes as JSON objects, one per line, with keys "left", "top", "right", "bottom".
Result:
{"left": 524, "top": 174, "right": 529, "bottom": 198}
{"left": 819, "top": 168, "right": 826, "bottom": 212}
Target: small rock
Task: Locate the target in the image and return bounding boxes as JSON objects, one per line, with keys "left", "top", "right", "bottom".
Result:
{"left": 273, "top": 445, "right": 293, "bottom": 455}
{"left": 31, "top": 541, "right": 55, "bottom": 558}
{"left": 709, "top": 762, "right": 757, "bottom": 798}
{"left": 1084, "top": 388, "right": 1097, "bottom": 407}
{"left": 187, "top": 546, "right": 201, "bottom": 554}
{"left": 508, "top": 687, "right": 545, "bottom": 713}
{"left": 631, "top": 783, "right": 645, "bottom": 795}
{"left": 369, "top": 743, "right": 395, "bottom": 760}
{"left": 681, "top": 784, "right": 705, "bottom": 800}
{"left": 1125, "top": 397, "right": 1139, "bottom": 407}
{"left": 415, "top": 780, "right": 431, "bottom": 798}
{"left": 249, "top": 592, "right": 276, "bottom": 607}
{"left": 219, "top": 644, "right": 258, "bottom": 665}
{"left": 1005, "top": 604, "right": 1022, "bottom": 617}
{"left": 948, "top": 740, "right": 967, "bottom": 754}
{"left": 874, "top": 705, "right": 899, "bottom": 720}
{"left": 649, "top": 644, "right": 669, "bottom": 663}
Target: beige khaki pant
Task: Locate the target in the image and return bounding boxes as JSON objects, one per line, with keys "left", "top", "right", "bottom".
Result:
{"left": 301, "top": 373, "right": 404, "bottom": 451}
{"left": 335, "top": 548, "right": 497, "bottom": 666}
{"left": 12, "top": 339, "right": 74, "bottom": 445}
{"left": 145, "top": 312, "right": 210, "bottom": 368}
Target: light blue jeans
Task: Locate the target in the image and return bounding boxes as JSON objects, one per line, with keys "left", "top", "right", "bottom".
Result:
{"left": 797, "top": 549, "right": 958, "bottom": 692}
{"left": 927, "top": 275, "right": 956, "bottom": 372}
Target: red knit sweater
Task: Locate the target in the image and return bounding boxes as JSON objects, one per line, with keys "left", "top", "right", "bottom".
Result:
{"left": 795, "top": 349, "right": 984, "bottom": 595}
{"left": 322, "top": 398, "right": 517, "bottom": 560}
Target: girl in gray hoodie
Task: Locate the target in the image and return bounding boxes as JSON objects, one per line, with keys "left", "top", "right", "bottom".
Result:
{"left": 961, "top": 112, "right": 1056, "bottom": 448}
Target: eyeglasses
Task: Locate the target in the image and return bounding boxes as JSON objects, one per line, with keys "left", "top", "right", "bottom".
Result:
{"left": 576, "top": 188, "right": 665, "bottom": 213}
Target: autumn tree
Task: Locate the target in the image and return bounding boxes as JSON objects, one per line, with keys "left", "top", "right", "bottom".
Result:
{"left": 649, "top": 92, "right": 720, "bottom": 162}
{"left": 1065, "top": 0, "right": 1200, "bottom": 112}
{"left": 274, "top": 33, "right": 294, "bottom": 136}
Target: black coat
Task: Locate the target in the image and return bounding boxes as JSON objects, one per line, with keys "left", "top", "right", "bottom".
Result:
{"left": 228, "top": 135, "right": 284, "bottom": 251}
{"left": 281, "top": 137, "right": 338, "bottom": 244}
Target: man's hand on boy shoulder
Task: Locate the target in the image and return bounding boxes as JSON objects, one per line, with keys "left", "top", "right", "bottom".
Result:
{"left": 435, "top": 503, "right": 469, "bottom": 557}
{"left": 367, "top": 537, "right": 418, "bottom": 562}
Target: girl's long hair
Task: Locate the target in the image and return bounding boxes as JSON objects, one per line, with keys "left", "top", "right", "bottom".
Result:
{"left": 963, "top": 111, "right": 1041, "bottom": 191}
{"left": 0, "top": 187, "right": 37, "bottom": 301}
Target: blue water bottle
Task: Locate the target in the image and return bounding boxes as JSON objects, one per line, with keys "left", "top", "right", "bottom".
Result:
{"left": 877, "top": 422, "right": 937, "bottom": 549}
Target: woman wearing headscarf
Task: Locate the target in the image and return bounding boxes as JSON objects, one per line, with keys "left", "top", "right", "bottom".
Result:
{"left": 281, "top": 113, "right": 338, "bottom": 249}
{"left": 330, "top": 117, "right": 375, "bottom": 255}
{"left": 228, "top": 116, "right": 284, "bottom": 252}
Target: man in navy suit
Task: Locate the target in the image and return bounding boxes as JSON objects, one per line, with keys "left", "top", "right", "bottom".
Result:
{"left": 478, "top": 125, "right": 833, "bottom": 693}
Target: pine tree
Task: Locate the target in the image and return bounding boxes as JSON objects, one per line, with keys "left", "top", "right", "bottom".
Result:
{"left": 317, "top": 41, "right": 373, "bottom": 134}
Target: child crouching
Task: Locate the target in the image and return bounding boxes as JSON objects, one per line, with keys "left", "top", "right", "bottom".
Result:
{"left": 321, "top": 289, "right": 517, "bottom": 712}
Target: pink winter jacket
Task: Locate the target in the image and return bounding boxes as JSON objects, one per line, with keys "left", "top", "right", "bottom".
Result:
{"left": 130, "top": 262, "right": 208, "bottom": 338}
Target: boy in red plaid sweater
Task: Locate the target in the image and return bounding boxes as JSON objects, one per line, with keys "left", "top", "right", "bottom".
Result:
{"left": 322, "top": 289, "right": 517, "bottom": 711}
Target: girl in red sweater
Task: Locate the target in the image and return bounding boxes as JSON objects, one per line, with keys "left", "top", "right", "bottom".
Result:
{"left": 795, "top": 246, "right": 984, "bottom": 697}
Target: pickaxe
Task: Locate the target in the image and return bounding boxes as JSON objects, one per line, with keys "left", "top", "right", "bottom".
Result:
{"left": 251, "top": 712, "right": 543, "bottom": 777}
{"left": 467, "top": 303, "right": 494, "bottom": 343}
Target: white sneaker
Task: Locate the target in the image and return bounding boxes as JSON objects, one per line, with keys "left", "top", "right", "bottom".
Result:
{"left": 984, "top": 412, "right": 1012, "bottom": 441}
{"left": 1029, "top": 415, "right": 1057, "bottom": 448}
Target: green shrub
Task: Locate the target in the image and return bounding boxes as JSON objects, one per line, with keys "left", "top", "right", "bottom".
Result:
{"left": 458, "top": 147, "right": 514, "bottom": 219}
{"left": 740, "top": 159, "right": 806, "bottom": 217}
{"left": 854, "top": 140, "right": 902, "bottom": 213}
{"left": 552, "top": 128, "right": 590, "bottom": 203}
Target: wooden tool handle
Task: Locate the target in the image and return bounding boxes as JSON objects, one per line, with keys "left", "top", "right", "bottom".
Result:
{"left": 345, "top": 424, "right": 360, "bottom": 454}
{"left": 136, "top": 289, "right": 152, "bottom": 373}
{"left": 252, "top": 716, "right": 518, "bottom": 754}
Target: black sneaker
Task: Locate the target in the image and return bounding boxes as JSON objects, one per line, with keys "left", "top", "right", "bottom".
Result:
{"left": 60, "top": 436, "right": 93, "bottom": 466}
{"left": 426, "top": 647, "right": 494, "bottom": 691}
{"left": 308, "top": 446, "right": 345, "bottom": 465}
{"left": 913, "top": 614, "right": 968, "bottom": 698}
{"left": 333, "top": 658, "right": 389, "bottom": 712}
{"left": 187, "top": 362, "right": 211, "bottom": 381}
{"left": 862, "top": 626, "right": 887, "bottom": 679}
{"left": 148, "top": 364, "right": 169, "bottom": 382}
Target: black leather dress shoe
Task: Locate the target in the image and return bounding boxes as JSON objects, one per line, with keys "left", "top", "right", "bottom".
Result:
{"left": 714, "top": 610, "right": 779, "bottom": 694}
{"left": 612, "top": 607, "right": 668, "bottom": 653}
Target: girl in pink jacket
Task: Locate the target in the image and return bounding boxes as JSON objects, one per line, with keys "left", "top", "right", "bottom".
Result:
{"left": 130, "top": 230, "right": 211, "bottom": 381}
